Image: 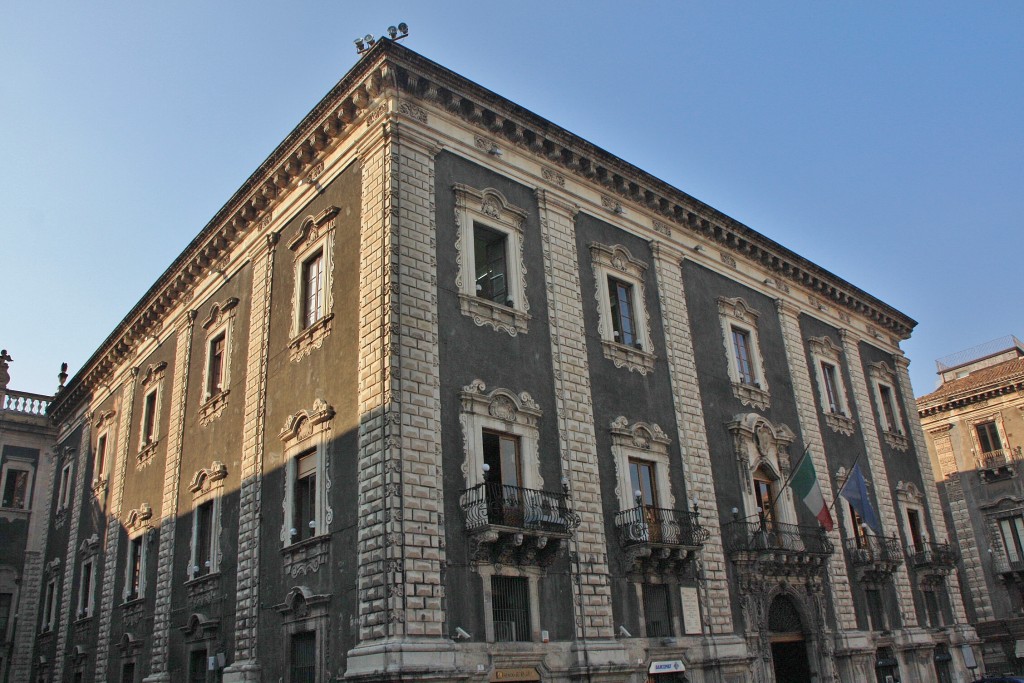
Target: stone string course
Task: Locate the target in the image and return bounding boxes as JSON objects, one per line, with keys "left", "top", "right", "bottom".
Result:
{"left": 146, "top": 312, "right": 195, "bottom": 681}
{"left": 536, "top": 190, "right": 615, "bottom": 639}
{"left": 94, "top": 368, "right": 138, "bottom": 682}
{"left": 895, "top": 355, "right": 969, "bottom": 624}
{"left": 651, "top": 244, "right": 733, "bottom": 634}
{"left": 223, "top": 232, "right": 277, "bottom": 681}
{"left": 840, "top": 335, "right": 918, "bottom": 627}
{"left": 775, "top": 301, "right": 857, "bottom": 631}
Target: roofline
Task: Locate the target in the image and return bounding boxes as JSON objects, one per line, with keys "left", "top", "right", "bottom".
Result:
{"left": 51, "top": 39, "right": 916, "bottom": 419}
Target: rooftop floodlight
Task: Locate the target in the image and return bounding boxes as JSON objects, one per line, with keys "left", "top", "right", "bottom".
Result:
{"left": 354, "top": 37, "right": 365, "bottom": 50}
{"left": 398, "top": 22, "right": 408, "bottom": 35}
{"left": 364, "top": 34, "right": 374, "bottom": 44}
{"left": 387, "top": 26, "right": 398, "bottom": 39}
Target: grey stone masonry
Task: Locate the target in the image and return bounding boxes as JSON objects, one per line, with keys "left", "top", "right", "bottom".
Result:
{"left": 10, "top": 552, "right": 44, "bottom": 683}
{"left": 894, "top": 354, "right": 969, "bottom": 624}
{"left": 355, "top": 120, "right": 402, "bottom": 641}
{"left": 775, "top": 300, "right": 857, "bottom": 631}
{"left": 391, "top": 119, "right": 448, "bottom": 636}
{"left": 941, "top": 469, "right": 991, "bottom": 621}
{"left": 145, "top": 311, "right": 195, "bottom": 682}
{"left": 536, "top": 190, "right": 615, "bottom": 639}
{"left": 222, "top": 233, "right": 277, "bottom": 682}
{"left": 52, "top": 419, "right": 93, "bottom": 683}
{"left": 651, "top": 244, "right": 733, "bottom": 635}
{"left": 94, "top": 368, "right": 138, "bottom": 682}
{"left": 840, "top": 333, "right": 918, "bottom": 627}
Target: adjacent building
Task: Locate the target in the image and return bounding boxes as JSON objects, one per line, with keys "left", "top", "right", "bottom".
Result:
{"left": 1, "top": 352, "right": 58, "bottom": 683}
{"left": 26, "top": 39, "right": 977, "bottom": 683}
{"left": 919, "top": 335, "right": 1024, "bottom": 675}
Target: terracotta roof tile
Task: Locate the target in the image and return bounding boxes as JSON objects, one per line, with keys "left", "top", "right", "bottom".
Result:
{"left": 917, "top": 357, "right": 1024, "bottom": 404}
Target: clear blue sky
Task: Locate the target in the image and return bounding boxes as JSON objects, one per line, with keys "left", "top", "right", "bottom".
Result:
{"left": 2, "top": 2, "right": 1021, "bottom": 399}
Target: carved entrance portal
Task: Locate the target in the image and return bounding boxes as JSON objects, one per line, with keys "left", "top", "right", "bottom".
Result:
{"left": 768, "top": 595, "right": 811, "bottom": 683}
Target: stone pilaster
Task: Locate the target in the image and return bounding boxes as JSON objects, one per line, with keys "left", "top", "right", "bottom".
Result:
{"left": 536, "top": 190, "right": 616, "bottom": 642}
{"left": 145, "top": 311, "right": 195, "bottom": 682}
{"left": 52, "top": 419, "right": 93, "bottom": 683}
{"left": 222, "top": 232, "right": 277, "bottom": 683}
{"left": 353, "top": 119, "right": 401, "bottom": 644}
{"left": 894, "top": 353, "right": 969, "bottom": 624}
{"left": 347, "top": 112, "right": 455, "bottom": 675}
{"left": 775, "top": 300, "right": 857, "bottom": 632}
{"left": 840, "top": 333, "right": 918, "bottom": 627}
{"left": 94, "top": 368, "right": 139, "bottom": 682}
{"left": 651, "top": 243, "right": 734, "bottom": 635}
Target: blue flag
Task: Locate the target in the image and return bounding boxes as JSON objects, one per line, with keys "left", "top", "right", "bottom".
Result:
{"left": 839, "top": 463, "right": 881, "bottom": 534}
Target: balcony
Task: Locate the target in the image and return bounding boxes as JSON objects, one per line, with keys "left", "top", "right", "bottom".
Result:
{"left": 459, "top": 483, "right": 579, "bottom": 566}
{"left": 845, "top": 535, "right": 903, "bottom": 582}
{"left": 992, "top": 555, "right": 1024, "bottom": 583}
{"left": 614, "top": 505, "right": 709, "bottom": 575}
{"left": 724, "top": 518, "right": 833, "bottom": 580}
{"left": 977, "top": 446, "right": 1023, "bottom": 482}
{"left": 906, "top": 541, "right": 957, "bottom": 574}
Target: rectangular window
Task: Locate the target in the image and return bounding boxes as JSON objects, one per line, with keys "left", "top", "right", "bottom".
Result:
{"left": 999, "top": 517, "right": 1024, "bottom": 565}
{"left": 1, "top": 468, "right": 29, "bottom": 509}
{"left": 906, "top": 508, "right": 924, "bottom": 551}
{"left": 753, "top": 473, "right": 775, "bottom": 526}
{"left": 923, "top": 589, "right": 942, "bottom": 627}
{"left": 42, "top": 579, "right": 56, "bottom": 631}
{"left": 848, "top": 501, "right": 870, "bottom": 549}
{"left": 0, "top": 592, "right": 12, "bottom": 635}
{"left": 207, "top": 333, "right": 226, "bottom": 396}
{"left": 474, "top": 224, "right": 509, "bottom": 305}
{"left": 290, "top": 631, "right": 316, "bottom": 683}
{"left": 878, "top": 384, "right": 899, "bottom": 433}
{"left": 189, "top": 650, "right": 207, "bottom": 683}
{"left": 301, "top": 250, "right": 325, "bottom": 329}
{"left": 865, "top": 588, "right": 886, "bottom": 631}
{"left": 121, "top": 662, "right": 136, "bottom": 683}
{"left": 195, "top": 500, "right": 214, "bottom": 576}
{"left": 58, "top": 462, "right": 73, "bottom": 510}
{"left": 491, "top": 576, "right": 530, "bottom": 642}
{"left": 642, "top": 583, "right": 671, "bottom": 637}
{"left": 482, "top": 431, "right": 523, "bottom": 527}
{"left": 127, "top": 536, "right": 144, "bottom": 600}
{"left": 821, "top": 362, "right": 842, "bottom": 414}
{"left": 77, "top": 559, "right": 94, "bottom": 618}
{"left": 608, "top": 277, "right": 638, "bottom": 348}
{"left": 294, "top": 452, "right": 317, "bottom": 541}
{"left": 142, "top": 390, "right": 158, "bottom": 444}
{"left": 976, "top": 421, "right": 1002, "bottom": 454}
{"left": 732, "top": 327, "right": 756, "bottom": 385}
{"left": 95, "top": 434, "right": 108, "bottom": 478}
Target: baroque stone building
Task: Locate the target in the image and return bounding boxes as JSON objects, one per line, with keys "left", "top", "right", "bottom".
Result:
{"left": 29, "top": 39, "right": 976, "bottom": 683}
{"left": 0, "top": 353, "right": 58, "bottom": 683}
{"left": 918, "top": 335, "right": 1024, "bottom": 675}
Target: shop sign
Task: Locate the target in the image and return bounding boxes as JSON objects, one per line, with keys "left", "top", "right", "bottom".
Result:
{"left": 491, "top": 667, "right": 540, "bottom": 682}
{"left": 649, "top": 660, "right": 685, "bottom": 674}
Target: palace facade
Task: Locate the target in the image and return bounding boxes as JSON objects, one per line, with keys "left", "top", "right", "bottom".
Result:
{"left": 27, "top": 39, "right": 976, "bottom": 683}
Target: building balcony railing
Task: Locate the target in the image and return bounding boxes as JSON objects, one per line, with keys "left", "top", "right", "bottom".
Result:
{"left": 992, "top": 555, "right": 1024, "bottom": 581}
{"left": 1, "top": 389, "right": 51, "bottom": 416}
{"left": 845, "top": 534, "right": 903, "bottom": 582}
{"left": 614, "top": 505, "right": 709, "bottom": 575}
{"left": 906, "top": 541, "right": 957, "bottom": 573}
{"left": 725, "top": 518, "right": 834, "bottom": 557}
{"left": 977, "top": 446, "right": 1023, "bottom": 472}
{"left": 459, "top": 483, "right": 579, "bottom": 566}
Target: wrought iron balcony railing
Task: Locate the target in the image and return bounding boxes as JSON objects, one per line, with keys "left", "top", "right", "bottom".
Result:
{"left": 906, "top": 541, "right": 957, "bottom": 570}
{"left": 844, "top": 534, "right": 903, "bottom": 567}
{"left": 993, "top": 555, "right": 1024, "bottom": 576}
{"left": 976, "top": 446, "right": 1023, "bottom": 471}
{"left": 614, "top": 505, "right": 709, "bottom": 549}
{"left": 724, "top": 519, "right": 834, "bottom": 556}
{"left": 459, "top": 482, "right": 577, "bottom": 534}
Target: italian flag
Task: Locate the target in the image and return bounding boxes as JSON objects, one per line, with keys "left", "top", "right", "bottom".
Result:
{"left": 791, "top": 452, "right": 834, "bottom": 531}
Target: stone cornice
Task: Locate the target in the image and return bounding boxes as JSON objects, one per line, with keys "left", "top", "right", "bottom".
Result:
{"left": 917, "top": 377, "right": 1024, "bottom": 417}
{"left": 51, "top": 39, "right": 916, "bottom": 420}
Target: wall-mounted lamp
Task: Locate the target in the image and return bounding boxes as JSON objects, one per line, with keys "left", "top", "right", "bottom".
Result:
{"left": 453, "top": 626, "right": 472, "bottom": 640}
{"left": 618, "top": 625, "right": 632, "bottom": 638}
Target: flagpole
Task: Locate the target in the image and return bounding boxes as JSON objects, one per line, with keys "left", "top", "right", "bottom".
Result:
{"left": 827, "top": 450, "right": 864, "bottom": 516}
{"left": 765, "top": 443, "right": 811, "bottom": 515}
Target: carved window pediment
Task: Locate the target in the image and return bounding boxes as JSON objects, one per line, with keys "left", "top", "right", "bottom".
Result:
{"left": 125, "top": 503, "right": 153, "bottom": 533}
{"left": 280, "top": 400, "right": 335, "bottom": 546}
{"left": 188, "top": 462, "right": 228, "bottom": 495}
{"left": 718, "top": 297, "right": 770, "bottom": 409}
{"left": 288, "top": 207, "right": 339, "bottom": 361}
{"left": 590, "top": 243, "right": 656, "bottom": 374}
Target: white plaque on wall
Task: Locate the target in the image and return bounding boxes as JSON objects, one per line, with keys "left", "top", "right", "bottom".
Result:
{"left": 680, "top": 586, "right": 701, "bottom": 635}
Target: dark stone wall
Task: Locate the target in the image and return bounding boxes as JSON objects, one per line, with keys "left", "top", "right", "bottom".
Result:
{"left": 680, "top": 259, "right": 812, "bottom": 631}
{"left": 258, "top": 159, "right": 362, "bottom": 680}
{"left": 0, "top": 444, "right": 38, "bottom": 573}
{"left": 434, "top": 151, "right": 575, "bottom": 643}
{"left": 573, "top": 211, "right": 693, "bottom": 632}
